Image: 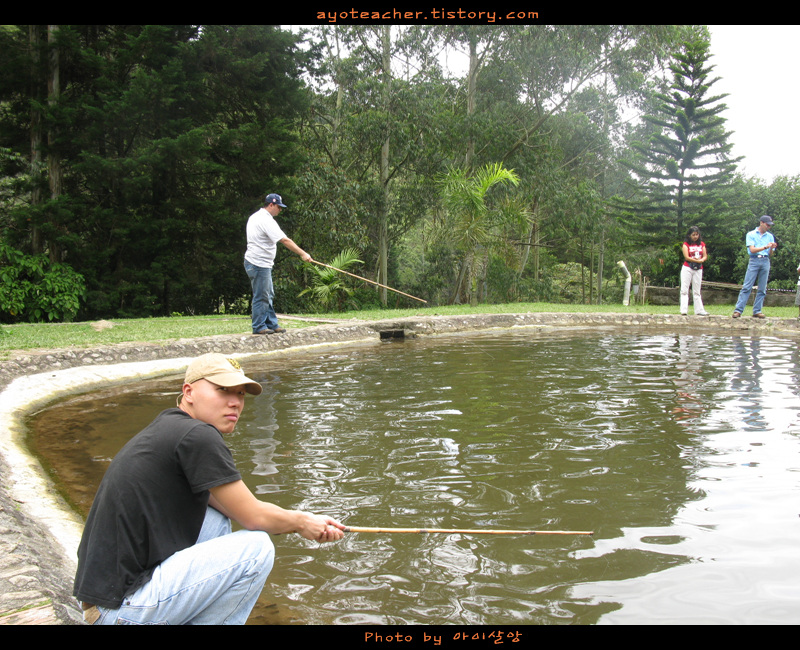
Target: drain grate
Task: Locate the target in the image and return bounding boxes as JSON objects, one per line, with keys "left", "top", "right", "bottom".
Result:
{"left": 379, "top": 329, "right": 415, "bottom": 340}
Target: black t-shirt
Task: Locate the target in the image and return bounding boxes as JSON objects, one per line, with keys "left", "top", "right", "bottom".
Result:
{"left": 73, "top": 408, "right": 242, "bottom": 609}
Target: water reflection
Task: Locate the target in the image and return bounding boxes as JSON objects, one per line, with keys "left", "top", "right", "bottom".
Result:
{"left": 570, "top": 334, "right": 800, "bottom": 624}
{"left": 28, "top": 329, "right": 800, "bottom": 624}
{"left": 671, "top": 334, "right": 708, "bottom": 424}
{"left": 731, "top": 336, "right": 768, "bottom": 431}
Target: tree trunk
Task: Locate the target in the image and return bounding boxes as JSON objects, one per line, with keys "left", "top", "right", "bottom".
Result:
{"left": 47, "top": 25, "right": 62, "bottom": 263}
{"left": 518, "top": 196, "right": 538, "bottom": 278}
{"left": 328, "top": 29, "right": 344, "bottom": 167}
{"left": 465, "top": 38, "right": 479, "bottom": 172}
{"left": 596, "top": 224, "right": 605, "bottom": 304}
{"left": 465, "top": 39, "right": 478, "bottom": 171}
{"left": 596, "top": 62, "right": 610, "bottom": 304}
{"left": 479, "top": 246, "right": 489, "bottom": 303}
{"left": 377, "top": 25, "right": 391, "bottom": 305}
{"left": 450, "top": 257, "right": 469, "bottom": 305}
{"left": 29, "top": 25, "right": 44, "bottom": 255}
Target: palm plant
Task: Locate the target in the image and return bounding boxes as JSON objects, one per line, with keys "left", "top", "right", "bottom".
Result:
{"left": 299, "top": 248, "right": 364, "bottom": 312}
{"left": 437, "top": 162, "right": 528, "bottom": 305}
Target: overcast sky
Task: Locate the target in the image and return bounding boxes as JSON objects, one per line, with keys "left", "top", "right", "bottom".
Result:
{"left": 708, "top": 25, "right": 800, "bottom": 182}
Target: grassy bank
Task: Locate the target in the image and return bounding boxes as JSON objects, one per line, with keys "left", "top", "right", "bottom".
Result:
{"left": 1, "top": 302, "right": 797, "bottom": 357}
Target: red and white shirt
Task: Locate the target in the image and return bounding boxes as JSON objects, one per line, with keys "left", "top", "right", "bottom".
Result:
{"left": 684, "top": 241, "right": 705, "bottom": 268}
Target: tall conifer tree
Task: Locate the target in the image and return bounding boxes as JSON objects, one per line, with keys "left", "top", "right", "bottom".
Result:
{"left": 621, "top": 27, "right": 741, "bottom": 245}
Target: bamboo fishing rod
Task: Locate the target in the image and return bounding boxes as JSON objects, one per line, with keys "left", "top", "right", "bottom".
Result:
{"left": 343, "top": 526, "right": 593, "bottom": 536}
{"left": 311, "top": 260, "right": 427, "bottom": 304}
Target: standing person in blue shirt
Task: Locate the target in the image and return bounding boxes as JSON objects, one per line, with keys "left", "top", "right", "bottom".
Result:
{"left": 794, "top": 260, "right": 800, "bottom": 320}
{"left": 732, "top": 215, "right": 778, "bottom": 319}
{"left": 244, "top": 193, "right": 313, "bottom": 335}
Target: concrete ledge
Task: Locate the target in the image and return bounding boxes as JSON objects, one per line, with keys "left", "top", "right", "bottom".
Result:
{"left": 646, "top": 285, "right": 798, "bottom": 307}
{"left": 2, "top": 311, "right": 799, "bottom": 624}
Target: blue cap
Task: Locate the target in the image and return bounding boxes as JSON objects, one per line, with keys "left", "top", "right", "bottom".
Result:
{"left": 760, "top": 215, "right": 773, "bottom": 225}
{"left": 265, "top": 193, "right": 287, "bottom": 208}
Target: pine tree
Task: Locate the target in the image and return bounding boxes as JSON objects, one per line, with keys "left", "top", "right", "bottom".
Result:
{"left": 621, "top": 28, "right": 742, "bottom": 245}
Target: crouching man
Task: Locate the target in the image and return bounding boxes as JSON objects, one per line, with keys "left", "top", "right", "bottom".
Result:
{"left": 73, "top": 353, "right": 345, "bottom": 625}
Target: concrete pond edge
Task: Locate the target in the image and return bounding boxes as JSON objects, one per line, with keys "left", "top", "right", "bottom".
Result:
{"left": 1, "top": 311, "right": 798, "bottom": 624}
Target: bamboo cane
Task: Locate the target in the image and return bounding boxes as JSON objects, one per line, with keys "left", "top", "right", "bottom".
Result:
{"left": 343, "top": 526, "right": 593, "bottom": 536}
{"left": 311, "top": 260, "right": 427, "bottom": 304}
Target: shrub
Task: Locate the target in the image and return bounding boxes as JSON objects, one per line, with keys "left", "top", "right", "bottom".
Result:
{"left": 0, "top": 243, "right": 86, "bottom": 323}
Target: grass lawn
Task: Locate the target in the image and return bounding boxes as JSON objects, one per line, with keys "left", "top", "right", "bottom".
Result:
{"left": 1, "top": 302, "right": 797, "bottom": 358}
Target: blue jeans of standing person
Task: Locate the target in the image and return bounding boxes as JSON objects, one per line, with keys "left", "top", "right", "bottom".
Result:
{"left": 90, "top": 507, "right": 274, "bottom": 625}
{"left": 244, "top": 260, "right": 279, "bottom": 332}
{"left": 734, "top": 256, "right": 771, "bottom": 315}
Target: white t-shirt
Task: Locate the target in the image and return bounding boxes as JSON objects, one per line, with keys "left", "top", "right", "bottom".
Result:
{"left": 244, "top": 208, "right": 288, "bottom": 268}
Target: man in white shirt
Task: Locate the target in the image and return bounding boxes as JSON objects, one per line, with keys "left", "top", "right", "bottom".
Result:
{"left": 244, "top": 193, "right": 313, "bottom": 334}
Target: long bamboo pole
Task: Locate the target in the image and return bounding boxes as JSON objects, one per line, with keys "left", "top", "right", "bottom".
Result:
{"left": 343, "top": 526, "right": 593, "bottom": 536}
{"left": 311, "top": 260, "right": 427, "bottom": 304}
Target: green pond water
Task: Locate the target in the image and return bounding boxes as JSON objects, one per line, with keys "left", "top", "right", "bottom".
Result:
{"left": 28, "top": 327, "right": 800, "bottom": 624}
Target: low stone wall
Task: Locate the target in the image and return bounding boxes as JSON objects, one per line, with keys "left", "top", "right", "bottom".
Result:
{"left": 2, "top": 312, "right": 800, "bottom": 624}
{"left": 5, "top": 311, "right": 800, "bottom": 389}
{"left": 646, "top": 285, "right": 797, "bottom": 307}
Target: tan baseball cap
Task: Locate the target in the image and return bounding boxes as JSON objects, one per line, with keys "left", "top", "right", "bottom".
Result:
{"left": 184, "top": 353, "right": 262, "bottom": 396}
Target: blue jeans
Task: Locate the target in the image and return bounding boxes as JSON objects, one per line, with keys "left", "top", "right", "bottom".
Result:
{"left": 735, "top": 256, "right": 771, "bottom": 315}
{"left": 244, "top": 260, "right": 279, "bottom": 332}
{"left": 92, "top": 507, "right": 274, "bottom": 625}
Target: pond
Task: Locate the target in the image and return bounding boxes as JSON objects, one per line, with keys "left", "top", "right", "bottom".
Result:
{"left": 27, "top": 327, "right": 800, "bottom": 624}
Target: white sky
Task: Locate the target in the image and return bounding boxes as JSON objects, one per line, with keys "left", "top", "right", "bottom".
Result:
{"left": 708, "top": 25, "right": 800, "bottom": 182}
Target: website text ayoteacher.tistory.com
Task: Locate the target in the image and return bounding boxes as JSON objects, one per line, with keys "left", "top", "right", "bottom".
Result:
{"left": 314, "top": 8, "right": 540, "bottom": 24}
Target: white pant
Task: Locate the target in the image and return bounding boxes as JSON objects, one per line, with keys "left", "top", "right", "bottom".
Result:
{"left": 680, "top": 265, "right": 706, "bottom": 315}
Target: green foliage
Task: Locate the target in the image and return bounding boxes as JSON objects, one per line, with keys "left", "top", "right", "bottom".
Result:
{"left": 296, "top": 25, "right": 460, "bottom": 307}
{"left": 436, "top": 162, "right": 529, "bottom": 305}
{"left": 728, "top": 175, "right": 800, "bottom": 287}
{"left": 619, "top": 28, "right": 741, "bottom": 245}
{"left": 2, "top": 24, "right": 792, "bottom": 319}
{"left": 1, "top": 25, "right": 310, "bottom": 319}
{"left": 394, "top": 231, "right": 458, "bottom": 308}
{"left": 0, "top": 243, "right": 85, "bottom": 322}
{"left": 438, "top": 163, "right": 521, "bottom": 247}
{"left": 546, "top": 262, "right": 596, "bottom": 303}
{"left": 299, "top": 248, "right": 364, "bottom": 311}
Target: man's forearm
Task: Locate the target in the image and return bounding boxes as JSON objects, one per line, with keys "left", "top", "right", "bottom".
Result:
{"left": 280, "top": 237, "right": 312, "bottom": 261}
{"left": 209, "top": 480, "right": 342, "bottom": 541}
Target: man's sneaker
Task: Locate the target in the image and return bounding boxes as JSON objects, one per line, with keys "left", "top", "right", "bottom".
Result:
{"left": 752, "top": 313, "right": 766, "bottom": 319}
{"left": 253, "top": 328, "right": 274, "bottom": 335}
{"left": 272, "top": 327, "right": 286, "bottom": 333}
{"left": 732, "top": 312, "right": 741, "bottom": 318}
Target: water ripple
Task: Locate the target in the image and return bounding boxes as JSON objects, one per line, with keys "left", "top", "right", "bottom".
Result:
{"left": 31, "top": 329, "right": 800, "bottom": 625}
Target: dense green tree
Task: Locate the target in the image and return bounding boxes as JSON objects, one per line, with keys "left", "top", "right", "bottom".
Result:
{"left": 436, "top": 162, "right": 529, "bottom": 305}
{"left": 438, "top": 26, "right": 682, "bottom": 301}
{"left": 294, "top": 25, "right": 456, "bottom": 306}
{"left": 620, "top": 28, "right": 742, "bottom": 251}
{"left": 725, "top": 175, "right": 800, "bottom": 288}
{"left": 0, "top": 25, "right": 311, "bottom": 318}
{"left": 4, "top": 24, "right": 781, "bottom": 318}
{"left": 0, "top": 241, "right": 85, "bottom": 322}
